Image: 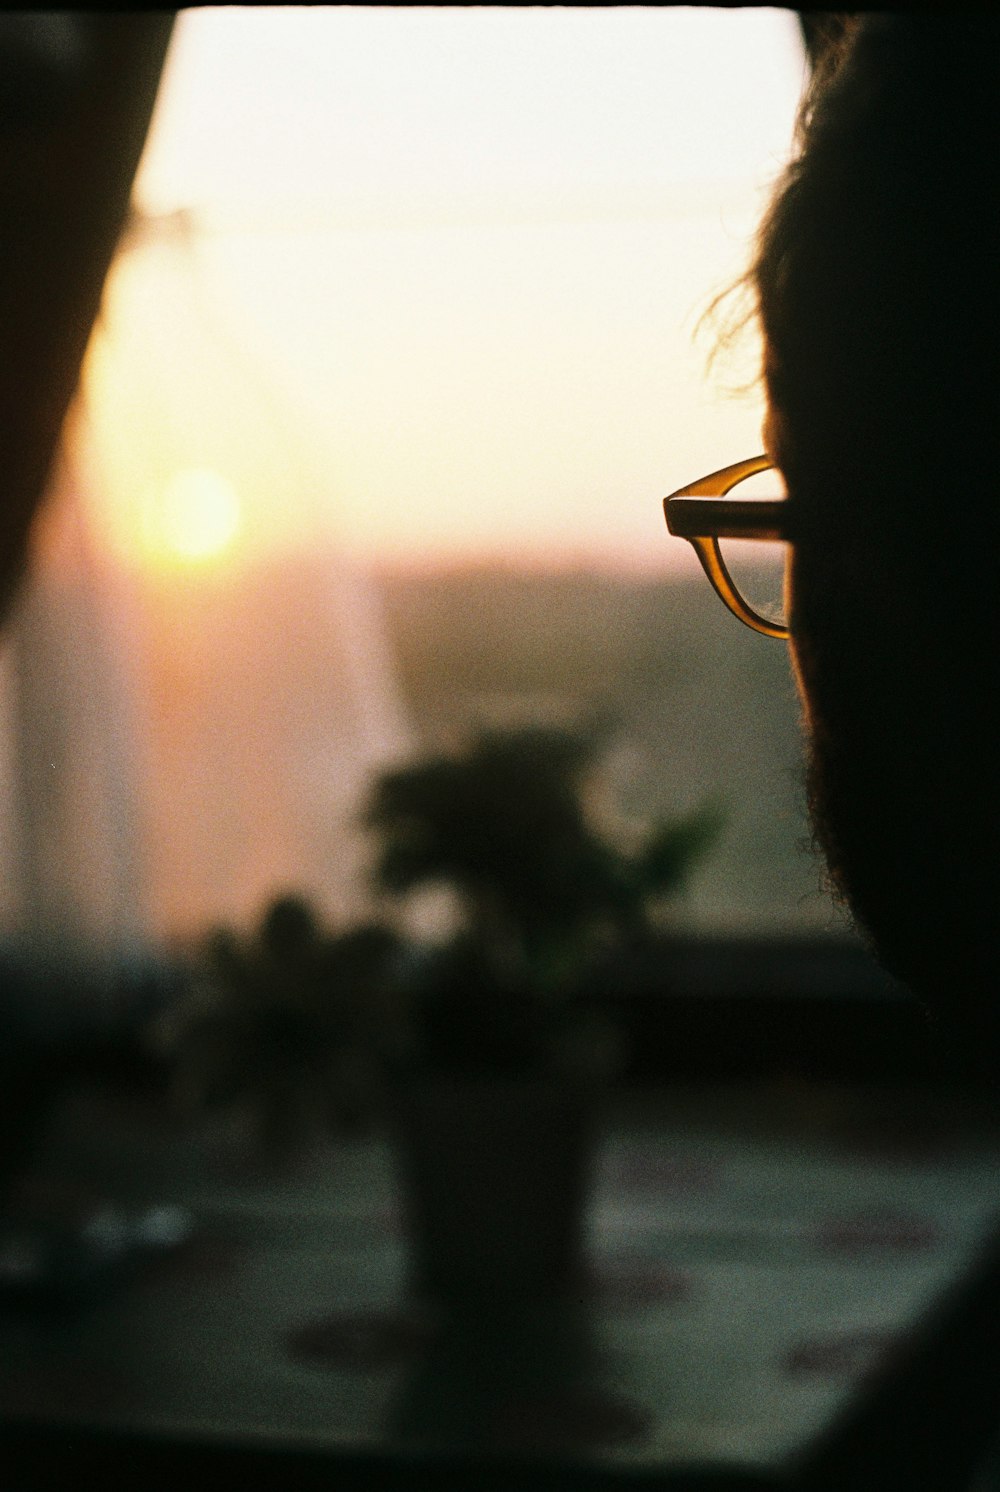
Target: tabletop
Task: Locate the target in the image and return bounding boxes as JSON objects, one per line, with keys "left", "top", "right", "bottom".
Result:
{"left": 2, "top": 1081, "right": 1000, "bottom": 1488}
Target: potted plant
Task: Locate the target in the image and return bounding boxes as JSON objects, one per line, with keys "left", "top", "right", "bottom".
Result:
{"left": 363, "top": 723, "right": 719, "bottom": 1309}
{"left": 155, "top": 724, "right": 719, "bottom": 1308}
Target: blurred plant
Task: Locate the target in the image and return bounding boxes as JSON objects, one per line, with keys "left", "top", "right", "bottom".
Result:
{"left": 364, "top": 723, "right": 721, "bottom": 1078}
{"left": 154, "top": 894, "right": 410, "bottom": 1156}
{"left": 155, "top": 726, "right": 721, "bottom": 1147}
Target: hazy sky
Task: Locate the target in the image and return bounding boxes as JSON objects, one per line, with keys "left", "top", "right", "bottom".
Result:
{"left": 83, "top": 7, "right": 805, "bottom": 576}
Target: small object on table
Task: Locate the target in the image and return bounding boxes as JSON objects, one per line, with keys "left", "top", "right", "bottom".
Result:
{"left": 0, "top": 1202, "right": 195, "bottom": 1310}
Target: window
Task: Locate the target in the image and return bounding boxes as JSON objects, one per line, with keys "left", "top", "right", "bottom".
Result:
{"left": 1, "top": 9, "right": 851, "bottom": 964}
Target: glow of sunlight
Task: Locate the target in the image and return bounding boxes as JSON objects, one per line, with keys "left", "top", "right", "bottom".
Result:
{"left": 143, "top": 468, "right": 242, "bottom": 567}
{"left": 83, "top": 7, "right": 806, "bottom": 576}
{"left": 136, "top": 8, "right": 805, "bottom": 221}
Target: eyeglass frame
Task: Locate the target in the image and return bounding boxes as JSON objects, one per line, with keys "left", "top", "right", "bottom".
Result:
{"left": 663, "top": 454, "right": 794, "bottom": 640}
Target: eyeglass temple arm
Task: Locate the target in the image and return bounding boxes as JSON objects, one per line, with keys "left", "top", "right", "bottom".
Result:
{"left": 665, "top": 497, "right": 788, "bottom": 542}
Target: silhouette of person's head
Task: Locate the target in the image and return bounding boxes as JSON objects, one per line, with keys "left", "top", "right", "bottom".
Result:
{"left": 752, "top": 17, "right": 1000, "bottom": 1049}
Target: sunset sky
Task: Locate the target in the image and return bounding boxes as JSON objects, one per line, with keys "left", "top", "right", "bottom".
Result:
{"left": 82, "top": 7, "right": 805, "bottom": 577}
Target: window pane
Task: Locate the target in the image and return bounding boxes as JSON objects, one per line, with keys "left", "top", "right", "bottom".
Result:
{"left": 3, "top": 8, "right": 850, "bottom": 952}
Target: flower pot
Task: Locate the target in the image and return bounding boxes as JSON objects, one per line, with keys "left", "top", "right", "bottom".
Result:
{"left": 391, "top": 1076, "right": 596, "bottom": 1309}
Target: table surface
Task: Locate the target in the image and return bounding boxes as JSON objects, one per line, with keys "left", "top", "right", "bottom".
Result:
{"left": 2, "top": 1081, "right": 1000, "bottom": 1485}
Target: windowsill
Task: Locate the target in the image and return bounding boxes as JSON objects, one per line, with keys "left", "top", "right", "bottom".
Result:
{"left": 599, "top": 935, "right": 974, "bottom": 1088}
{"left": 0, "top": 931, "right": 980, "bottom": 1092}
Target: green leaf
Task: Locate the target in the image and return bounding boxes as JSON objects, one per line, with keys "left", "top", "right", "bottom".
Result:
{"left": 636, "top": 801, "right": 725, "bottom": 897}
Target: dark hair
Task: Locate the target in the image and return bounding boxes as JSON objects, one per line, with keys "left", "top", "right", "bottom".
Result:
{"left": 748, "top": 18, "right": 1000, "bottom": 1043}
{"left": 755, "top": 16, "right": 999, "bottom": 490}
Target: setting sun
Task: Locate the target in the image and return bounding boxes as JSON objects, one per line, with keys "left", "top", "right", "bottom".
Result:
{"left": 143, "top": 467, "right": 242, "bottom": 567}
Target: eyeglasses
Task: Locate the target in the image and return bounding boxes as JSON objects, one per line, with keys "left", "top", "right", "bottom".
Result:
{"left": 663, "top": 454, "right": 792, "bottom": 640}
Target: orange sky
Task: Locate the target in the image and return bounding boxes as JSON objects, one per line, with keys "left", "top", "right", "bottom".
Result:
{"left": 81, "top": 7, "right": 805, "bottom": 578}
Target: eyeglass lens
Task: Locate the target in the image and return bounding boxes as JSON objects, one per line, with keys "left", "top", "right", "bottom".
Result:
{"left": 716, "top": 466, "right": 789, "bottom": 630}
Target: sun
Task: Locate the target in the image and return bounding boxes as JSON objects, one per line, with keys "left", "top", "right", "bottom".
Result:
{"left": 144, "top": 468, "right": 242, "bottom": 567}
